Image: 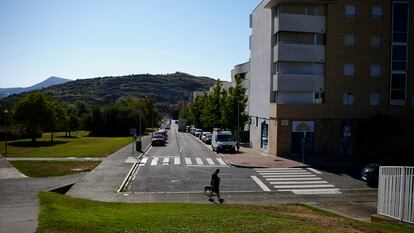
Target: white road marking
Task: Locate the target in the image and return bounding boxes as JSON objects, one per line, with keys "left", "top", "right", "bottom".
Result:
{"left": 274, "top": 184, "right": 335, "bottom": 189}
{"left": 257, "top": 170, "right": 306, "bottom": 173}
{"left": 185, "top": 157, "right": 192, "bottom": 165}
{"left": 251, "top": 176, "right": 271, "bottom": 192}
{"left": 279, "top": 189, "right": 342, "bottom": 195}
{"left": 125, "top": 157, "right": 137, "bottom": 164}
{"left": 258, "top": 172, "right": 311, "bottom": 175}
{"left": 174, "top": 157, "right": 181, "bottom": 165}
{"left": 270, "top": 181, "right": 328, "bottom": 185}
{"left": 263, "top": 175, "right": 316, "bottom": 178}
{"left": 216, "top": 158, "right": 227, "bottom": 165}
{"left": 254, "top": 168, "right": 302, "bottom": 171}
{"left": 139, "top": 157, "right": 148, "bottom": 166}
{"left": 150, "top": 157, "right": 158, "bottom": 165}
{"left": 179, "top": 145, "right": 185, "bottom": 153}
{"left": 307, "top": 168, "right": 322, "bottom": 174}
{"left": 265, "top": 177, "right": 322, "bottom": 181}
{"left": 206, "top": 158, "right": 215, "bottom": 165}
{"left": 195, "top": 158, "right": 203, "bottom": 165}
{"left": 163, "top": 157, "right": 170, "bottom": 165}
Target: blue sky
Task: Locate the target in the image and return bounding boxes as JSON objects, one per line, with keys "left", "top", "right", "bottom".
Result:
{"left": 0, "top": 0, "right": 260, "bottom": 88}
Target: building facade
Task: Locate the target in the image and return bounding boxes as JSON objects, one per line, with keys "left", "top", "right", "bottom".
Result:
{"left": 248, "top": 0, "right": 414, "bottom": 156}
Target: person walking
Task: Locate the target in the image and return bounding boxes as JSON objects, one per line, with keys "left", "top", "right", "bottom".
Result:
{"left": 209, "top": 169, "right": 224, "bottom": 203}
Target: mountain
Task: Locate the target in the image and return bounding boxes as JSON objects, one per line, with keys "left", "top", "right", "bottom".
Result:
{"left": 1, "top": 72, "right": 216, "bottom": 108}
{"left": 0, "top": 76, "right": 72, "bottom": 99}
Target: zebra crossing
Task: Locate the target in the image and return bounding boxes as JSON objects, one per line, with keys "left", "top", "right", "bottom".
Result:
{"left": 254, "top": 168, "right": 341, "bottom": 195}
{"left": 125, "top": 156, "right": 228, "bottom": 167}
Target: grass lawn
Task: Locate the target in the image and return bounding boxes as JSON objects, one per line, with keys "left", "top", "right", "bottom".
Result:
{"left": 37, "top": 192, "right": 413, "bottom": 233}
{"left": 10, "top": 161, "right": 100, "bottom": 177}
{"left": 1, "top": 131, "right": 132, "bottom": 158}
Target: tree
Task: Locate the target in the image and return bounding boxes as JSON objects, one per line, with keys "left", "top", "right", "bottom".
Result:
{"left": 222, "top": 74, "right": 249, "bottom": 137}
{"left": 14, "top": 92, "right": 54, "bottom": 142}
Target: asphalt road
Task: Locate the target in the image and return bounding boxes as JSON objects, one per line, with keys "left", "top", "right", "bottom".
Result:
{"left": 128, "top": 124, "right": 373, "bottom": 196}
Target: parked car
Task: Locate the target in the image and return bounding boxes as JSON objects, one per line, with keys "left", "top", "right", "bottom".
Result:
{"left": 203, "top": 133, "right": 212, "bottom": 144}
{"left": 212, "top": 130, "right": 236, "bottom": 153}
{"left": 156, "top": 129, "right": 168, "bottom": 140}
{"left": 190, "top": 127, "right": 196, "bottom": 135}
{"left": 201, "top": 132, "right": 211, "bottom": 141}
{"left": 361, "top": 163, "right": 380, "bottom": 187}
{"left": 151, "top": 134, "right": 166, "bottom": 146}
{"left": 194, "top": 129, "right": 203, "bottom": 138}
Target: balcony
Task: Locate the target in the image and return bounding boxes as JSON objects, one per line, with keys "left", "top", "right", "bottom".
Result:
{"left": 274, "top": 44, "right": 325, "bottom": 63}
{"left": 274, "top": 13, "right": 325, "bottom": 33}
{"left": 273, "top": 73, "right": 324, "bottom": 92}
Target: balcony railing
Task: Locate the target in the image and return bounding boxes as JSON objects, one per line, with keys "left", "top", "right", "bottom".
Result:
{"left": 274, "top": 44, "right": 325, "bottom": 63}
{"left": 274, "top": 13, "right": 325, "bottom": 33}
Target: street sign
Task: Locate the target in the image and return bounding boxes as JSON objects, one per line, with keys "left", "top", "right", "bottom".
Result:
{"left": 292, "top": 121, "right": 314, "bottom": 133}
{"left": 130, "top": 128, "right": 137, "bottom": 136}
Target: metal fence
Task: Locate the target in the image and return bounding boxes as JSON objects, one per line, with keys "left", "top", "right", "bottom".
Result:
{"left": 377, "top": 166, "right": 414, "bottom": 224}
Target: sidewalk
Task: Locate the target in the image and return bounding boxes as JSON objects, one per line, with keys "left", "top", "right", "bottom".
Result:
{"left": 66, "top": 135, "right": 152, "bottom": 201}
{"left": 0, "top": 155, "right": 85, "bottom": 233}
{"left": 220, "top": 146, "right": 305, "bottom": 168}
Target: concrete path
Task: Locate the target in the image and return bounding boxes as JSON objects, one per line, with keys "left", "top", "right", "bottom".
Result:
{"left": 0, "top": 156, "right": 26, "bottom": 179}
{"left": 67, "top": 136, "right": 152, "bottom": 201}
{"left": 6, "top": 157, "right": 103, "bottom": 161}
{"left": 0, "top": 171, "right": 85, "bottom": 233}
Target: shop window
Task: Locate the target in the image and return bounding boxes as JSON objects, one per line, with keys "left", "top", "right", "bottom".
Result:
{"left": 260, "top": 121, "right": 268, "bottom": 149}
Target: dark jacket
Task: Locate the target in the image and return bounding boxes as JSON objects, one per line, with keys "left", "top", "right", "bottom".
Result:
{"left": 210, "top": 173, "right": 220, "bottom": 189}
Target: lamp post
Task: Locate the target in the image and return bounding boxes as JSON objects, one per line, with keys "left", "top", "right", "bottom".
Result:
{"left": 3, "top": 109, "right": 8, "bottom": 156}
{"left": 236, "top": 94, "right": 240, "bottom": 152}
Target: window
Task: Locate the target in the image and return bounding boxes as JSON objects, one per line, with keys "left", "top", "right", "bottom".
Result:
{"left": 372, "top": 6, "right": 383, "bottom": 19}
{"left": 343, "top": 92, "right": 354, "bottom": 105}
{"left": 344, "top": 34, "right": 356, "bottom": 47}
{"left": 370, "top": 65, "right": 381, "bottom": 77}
{"left": 260, "top": 121, "right": 268, "bottom": 149}
{"left": 369, "top": 93, "right": 380, "bottom": 105}
{"left": 344, "top": 64, "right": 355, "bottom": 76}
{"left": 256, "top": 117, "right": 258, "bottom": 127}
{"left": 371, "top": 35, "right": 383, "bottom": 48}
{"left": 345, "top": 5, "right": 356, "bottom": 17}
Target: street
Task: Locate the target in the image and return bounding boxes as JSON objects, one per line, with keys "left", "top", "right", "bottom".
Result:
{"left": 127, "top": 123, "right": 373, "bottom": 197}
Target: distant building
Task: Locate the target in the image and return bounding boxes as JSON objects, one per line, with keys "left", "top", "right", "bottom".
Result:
{"left": 248, "top": 0, "right": 414, "bottom": 156}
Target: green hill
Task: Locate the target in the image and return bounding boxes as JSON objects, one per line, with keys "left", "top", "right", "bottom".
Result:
{"left": 1, "top": 72, "right": 215, "bottom": 107}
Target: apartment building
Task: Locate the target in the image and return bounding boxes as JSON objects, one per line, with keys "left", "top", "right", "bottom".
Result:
{"left": 248, "top": 0, "right": 414, "bottom": 156}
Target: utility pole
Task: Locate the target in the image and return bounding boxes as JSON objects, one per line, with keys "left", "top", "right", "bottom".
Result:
{"left": 4, "top": 109, "right": 8, "bottom": 156}
{"left": 237, "top": 94, "right": 240, "bottom": 152}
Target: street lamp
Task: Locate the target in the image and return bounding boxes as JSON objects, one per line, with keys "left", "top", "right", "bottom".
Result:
{"left": 3, "top": 109, "right": 8, "bottom": 156}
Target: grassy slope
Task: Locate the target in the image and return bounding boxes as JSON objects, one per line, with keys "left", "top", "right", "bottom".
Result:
{"left": 37, "top": 192, "right": 413, "bottom": 233}
{"left": 1, "top": 131, "right": 132, "bottom": 158}
{"left": 10, "top": 161, "right": 100, "bottom": 177}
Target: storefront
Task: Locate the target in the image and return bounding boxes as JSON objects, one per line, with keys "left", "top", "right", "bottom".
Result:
{"left": 291, "top": 121, "right": 315, "bottom": 155}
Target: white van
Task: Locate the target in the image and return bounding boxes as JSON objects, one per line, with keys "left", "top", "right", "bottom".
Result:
{"left": 212, "top": 130, "right": 236, "bottom": 153}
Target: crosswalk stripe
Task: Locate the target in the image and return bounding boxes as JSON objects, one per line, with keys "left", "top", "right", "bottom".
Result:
{"left": 150, "top": 158, "right": 158, "bottom": 165}
{"left": 163, "top": 157, "right": 169, "bottom": 165}
{"left": 265, "top": 177, "right": 322, "bottom": 181}
{"left": 251, "top": 176, "right": 271, "bottom": 191}
{"left": 258, "top": 172, "right": 310, "bottom": 175}
{"left": 263, "top": 175, "right": 316, "bottom": 178}
{"left": 254, "top": 168, "right": 302, "bottom": 171}
{"left": 195, "top": 158, "right": 203, "bottom": 165}
{"left": 139, "top": 157, "right": 148, "bottom": 166}
{"left": 185, "top": 157, "right": 192, "bottom": 165}
{"left": 270, "top": 181, "right": 328, "bottom": 185}
{"left": 274, "top": 184, "right": 335, "bottom": 189}
{"left": 216, "top": 158, "right": 227, "bottom": 165}
{"left": 206, "top": 158, "right": 215, "bottom": 165}
{"left": 307, "top": 168, "right": 322, "bottom": 174}
{"left": 174, "top": 157, "right": 181, "bottom": 165}
{"left": 278, "top": 189, "right": 341, "bottom": 195}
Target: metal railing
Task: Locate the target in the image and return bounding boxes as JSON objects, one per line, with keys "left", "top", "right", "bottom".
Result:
{"left": 378, "top": 166, "right": 414, "bottom": 224}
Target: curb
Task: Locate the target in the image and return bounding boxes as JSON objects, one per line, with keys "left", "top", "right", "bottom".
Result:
{"left": 117, "top": 142, "right": 151, "bottom": 193}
